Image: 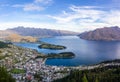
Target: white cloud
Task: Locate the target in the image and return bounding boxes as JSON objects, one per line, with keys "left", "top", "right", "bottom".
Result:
{"left": 34, "top": 0, "right": 44, "bottom": 3}
{"left": 12, "top": 4, "right": 44, "bottom": 11}
{"left": 102, "top": 10, "right": 120, "bottom": 25}
{"left": 1, "top": 5, "right": 120, "bottom": 32}
{"left": 69, "top": 5, "right": 102, "bottom": 10}
{"left": 34, "top": 0, "right": 52, "bottom": 4}
{"left": 23, "top": 3, "right": 44, "bottom": 11}
{"left": 47, "top": 5, "right": 120, "bottom": 32}
{"left": 48, "top": 5, "right": 105, "bottom": 23}
{"left": 12, "top": 0, "right": 53, "bottom": 11}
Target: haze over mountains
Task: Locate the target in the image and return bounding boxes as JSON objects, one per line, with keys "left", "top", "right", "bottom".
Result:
{"left": 7, "top": 26, "right": 78, "bottom": 38}
{"left": 1, "top": 26, "right": 120, "bottom": 42}
{"left": 0, "top": 26, "right": 78, "bottom": 42}
{"left": 79, "top": 26, "right": 120, "bottom": 41}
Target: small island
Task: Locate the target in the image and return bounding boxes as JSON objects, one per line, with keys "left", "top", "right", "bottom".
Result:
{"left": 38, "top": 43, "right": 66, "bottom": 50}
{"left": 36, "top": 52, "right": 75, "bottom": 59}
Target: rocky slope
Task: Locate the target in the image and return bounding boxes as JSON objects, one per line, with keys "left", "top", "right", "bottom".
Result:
{"left": 79, "top": 26, "right": 120, "bottom": 41}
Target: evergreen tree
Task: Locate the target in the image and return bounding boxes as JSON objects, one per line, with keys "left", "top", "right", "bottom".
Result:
{"left": 95, "top": 77, "right": 99, "bottom": 82}
{"left": 82, "top": 73, "right": 88, "bottom": 82}
{"left": 0, "top": 66, "right": 15, "bottom": 82}
{"left": 71, "top": 79, "right": 76, "bottom": 82}
{"left": 54, "top": 66, "right": 120, "bottom": 82}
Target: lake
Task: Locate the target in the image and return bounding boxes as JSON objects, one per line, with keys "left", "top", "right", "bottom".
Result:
{"left": 14, "top": 36, "right": 120, "bottom": 66}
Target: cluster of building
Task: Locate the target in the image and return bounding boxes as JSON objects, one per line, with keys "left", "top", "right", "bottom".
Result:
{"left": 0, "top": 44, "right": 70, "bottom": 82}
{"left": 12, "top": 58, "right": 70, "bottom": 82}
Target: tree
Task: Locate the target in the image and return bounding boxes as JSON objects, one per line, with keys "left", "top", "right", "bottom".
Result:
{"left": 95, "top": 77, "right": 99, "bottom": 82}
{"left": 0, "top": 66, "right": 15, "bottom": 82}
{"left": 71, "top": 79, "right": 76, "bottom": 82}
{"left": 82, "top": 73, "right": 88, "bottom": 82}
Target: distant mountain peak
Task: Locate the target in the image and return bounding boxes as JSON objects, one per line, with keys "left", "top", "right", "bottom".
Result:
{"left": 79, "top": 26, "right": 120, "bottom": 41}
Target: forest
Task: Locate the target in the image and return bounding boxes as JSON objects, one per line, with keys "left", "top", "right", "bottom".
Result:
{"left": 54, "top": 65, "right": 120, "bottom": 82}
{"left": 0, "top": 66, "right": 15, "bottom": 82}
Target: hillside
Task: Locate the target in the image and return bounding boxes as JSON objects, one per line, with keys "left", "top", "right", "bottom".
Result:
{"left": 6, "top": 34, "right": 37, "bottom": 42}
{"left": 7, "top": 26, "right": 78, "bottom": 37}
{"left": 79, "top": 26, "right": 120, "bottom": 41}
{"left": 0, "top": 30, "right": 37, "bottom": 42}
{"left": 0, "top": 41, "right": 9, "bottom": 48}
{"left": 54, "top": 65, "right": 120, "bottom": 82}
{"left": 0, "top": 30, "right": 14, "bottom": 40}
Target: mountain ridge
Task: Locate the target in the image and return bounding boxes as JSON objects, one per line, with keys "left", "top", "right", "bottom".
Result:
{"left": 7, "top": 26, "right": 79, "bottom": 38}
{"left": 78, "top": 26, "right": 120, "bottom": 41}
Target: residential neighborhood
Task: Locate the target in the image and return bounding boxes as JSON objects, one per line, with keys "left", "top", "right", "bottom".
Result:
{"left": 0, "top": 44, "right": 70, "bottom": 82}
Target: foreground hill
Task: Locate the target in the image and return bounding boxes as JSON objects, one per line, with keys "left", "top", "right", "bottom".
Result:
{"left": 7, "top": 26, "right": 78, "bottom": 38}
{"left": 54, "top": 59, "right": 120, "bottom": 82}
{"left": 54, "top": 65, "right": 120, "bottom": 82}
{"left": 79, "top": 26, "right": 120, "bottom": 41}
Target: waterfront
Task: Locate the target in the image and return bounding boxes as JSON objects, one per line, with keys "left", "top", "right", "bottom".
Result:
{"left": 15, "top": 36, "right": 120, "bottom": 66}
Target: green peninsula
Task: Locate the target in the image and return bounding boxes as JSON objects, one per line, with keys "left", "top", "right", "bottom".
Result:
{"left": 36, "top": 52, "right": 75, "bottom": 59}
{"left": 38, "top": 43, "right": 66, "bottom": 50}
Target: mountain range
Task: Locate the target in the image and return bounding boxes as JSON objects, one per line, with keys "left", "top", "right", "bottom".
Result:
{"left": 79, "top": 26, "right": 120, "bottom": 41}
{"left": 1, "top": 26, "right": 120, "bottom": 42}
{"left": 7, "top": 26, "right": 78, "bottom": 38}
{"left": 0, "top": 26, "right": 78, "bottom": 42}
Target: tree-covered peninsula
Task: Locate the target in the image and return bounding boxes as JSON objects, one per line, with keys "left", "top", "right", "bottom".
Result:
{"left": 36, "top": 52, "right": 75, "bottom": 59}
{"left": 38, "top": 43, "right": 66, "bottom": 50}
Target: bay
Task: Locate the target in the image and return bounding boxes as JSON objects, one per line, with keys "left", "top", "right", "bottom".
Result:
{"left": 14, "top": 36, "right": 120, "bottom": 66}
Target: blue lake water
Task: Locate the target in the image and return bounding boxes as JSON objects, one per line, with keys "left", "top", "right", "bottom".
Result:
{"left": 14, "top": 36, "right": 120, "bottom": 66}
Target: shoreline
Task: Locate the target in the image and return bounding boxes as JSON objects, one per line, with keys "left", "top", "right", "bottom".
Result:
{"left": 1, "top": 43, "right": 120, "bottom": 82}
{"left": 13, "top": 41, "right": 120, "bottom": 67}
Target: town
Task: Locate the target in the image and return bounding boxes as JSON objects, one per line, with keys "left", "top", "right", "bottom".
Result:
{"left": 1, "top": 43, "right": 120, "bottom": 82}
{"left": 0, "top": 44, "right": 70, "bottom": 82}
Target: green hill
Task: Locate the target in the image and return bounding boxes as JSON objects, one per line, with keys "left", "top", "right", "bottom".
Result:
{"left": 0, "top": 41, "right": 9, "bottom": 48}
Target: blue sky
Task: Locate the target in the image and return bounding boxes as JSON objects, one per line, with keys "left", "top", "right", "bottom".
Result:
{"left": 0, "top": 0, "right": 120, "bottom": 32}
